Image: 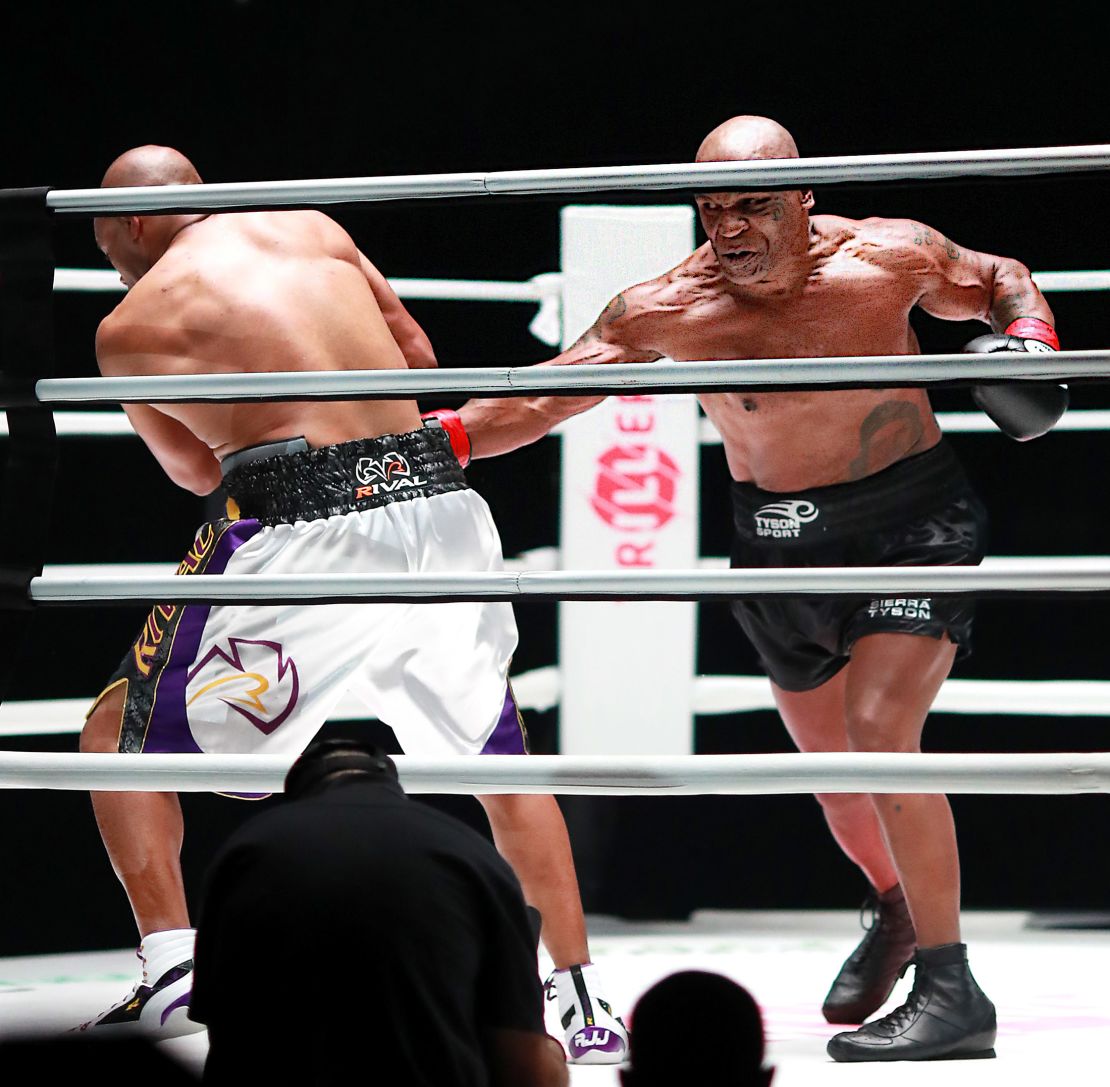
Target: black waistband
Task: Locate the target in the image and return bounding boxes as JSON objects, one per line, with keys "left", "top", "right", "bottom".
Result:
{"left": 223, "top": 428, "right": 467, "bottom": 526}
{"left": 731, "top": 441, "right": 972, "bottom": 543}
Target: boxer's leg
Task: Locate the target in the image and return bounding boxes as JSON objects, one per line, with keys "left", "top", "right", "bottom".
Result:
{"left": 843, "top": 631, "right": 960, "bottom": 948}
{"left": 828, "top": 631, "right": 995, "bottom": 1061}
{"left": 80, "top": 683, "right": 189, "bottom": 935}
{"left": 771, "top": 668, "right": 899, "bottom": 893}
{"left": 775, "top": 668, "right": 915, "bottom": 1023}
{"left": 478, "top": 792, "right": 589, "bottom": 968}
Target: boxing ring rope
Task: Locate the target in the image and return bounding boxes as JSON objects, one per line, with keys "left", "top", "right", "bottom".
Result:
{"left": 0, "top": 751, "right": 1108, "bottom": 795}
{"left": 10, "top": 351, "right": 1110, "bottom": 409}
{"left": 26, "top": 558, "right": 1110, "bottom": 605}
{"left": 50, "top": 266, "right": 1110, "bottom": 297}
{"left": 44, "top": 144, "right": 1110, "bottom": 214}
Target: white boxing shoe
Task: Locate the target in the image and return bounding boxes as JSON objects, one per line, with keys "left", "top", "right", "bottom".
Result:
{"left": 546, "top": 962, "right": 628, "bottom": 1064}
{"left": 77, "top": 929, "right": 204, "bottom": 1038}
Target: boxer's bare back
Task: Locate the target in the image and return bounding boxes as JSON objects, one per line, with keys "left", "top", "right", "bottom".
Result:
{"left": 93, "top": 148, "right": 425, "bottom": 494}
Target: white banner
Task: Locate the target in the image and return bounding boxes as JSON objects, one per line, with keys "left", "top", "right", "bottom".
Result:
{"left": 558, "top": 206, "right": 698, "bottom": 754}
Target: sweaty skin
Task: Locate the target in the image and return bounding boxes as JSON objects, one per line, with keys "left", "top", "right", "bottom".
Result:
{"left": 85, "top": 147, "right": 592, "bottom": 982}
{"left": 460, "top": 133, "right": 1053, "bottom": 492}
{"left": 95, "top": 209, "right": 428, "bottom": 493}
{"left": 460, "top": 117, "right": 1057, "bottom": 960}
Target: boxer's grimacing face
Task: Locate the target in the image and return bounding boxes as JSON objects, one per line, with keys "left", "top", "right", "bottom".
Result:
{"left": 696, "top": 189, "right": 813, "bottom": 285}
{"left": 93, "top": 216, "right": 150, "bottom": 289}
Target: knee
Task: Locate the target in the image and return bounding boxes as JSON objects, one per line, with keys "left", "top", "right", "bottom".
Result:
{"left": 80, "top": 688, "right": 125, "bottom": 753}
{"left": 844, "top": 700, "right": 920, "bottom": 753}
{"left": 814, "top": 791, "right": 872, "bottom": 816}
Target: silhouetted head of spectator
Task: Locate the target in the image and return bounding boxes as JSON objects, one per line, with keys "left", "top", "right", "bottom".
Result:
{"left": 284, "top": 738, "right": 400, "bottom": 799}
{"left": 620, "top": 971, "right": 773, "bottom": 1086}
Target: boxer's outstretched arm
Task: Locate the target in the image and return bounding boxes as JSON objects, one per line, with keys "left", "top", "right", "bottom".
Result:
{"left": 358, "top": 253, "right": 437, "bottom": 369}
{"left": 460, "top": 291, "right": 662, "bottom": 458}
{"left": 881, "top": 219, "right": 1055, "bottom": 329}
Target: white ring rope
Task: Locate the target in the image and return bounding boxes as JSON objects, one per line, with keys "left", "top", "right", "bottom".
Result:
{"left": 46, "top": 144, "right": 1110, "bottom": 214}
{"left": 23, "top": 351, "right": 1110, "bottom": 406}
{"left": 26, "top": 558, "right": 1110, "bottom": 605}
{"left": 51, "top": 268, "right": 561, "bottom": 302}
{"left": 3, "top": 673, "right": 1106, "bottom": 740}
{"left": 1, "top": 751, "right": 1108, "bottom": 795}
{"left": 50, "top": 267, "right": 1110, "bottom": 297}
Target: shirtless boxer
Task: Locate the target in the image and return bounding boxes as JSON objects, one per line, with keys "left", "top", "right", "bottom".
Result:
{"left": 449, "top": 117, "right": 1066, "bottom": 1062}
{"left": 77, "top": 145, "right": 626, "bottom": 1064}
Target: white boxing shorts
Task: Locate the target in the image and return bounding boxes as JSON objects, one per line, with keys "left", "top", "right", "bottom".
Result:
{"left": 90, "top": 428, "right": 526, "bottom": 769}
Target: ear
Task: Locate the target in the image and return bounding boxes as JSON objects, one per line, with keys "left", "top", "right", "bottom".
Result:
{"left": 800, "top": 189, "right": 815, "bottom": 211}
{"left": 126, "top": 216, "right": 144, "bottom": 242}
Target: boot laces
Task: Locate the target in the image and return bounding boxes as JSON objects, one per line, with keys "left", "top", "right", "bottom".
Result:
{"left": 849, "top": 893, "right": 882, "bottom": 965}
{"left": 869, "top": 958, "right": 928, "bottom": 1036}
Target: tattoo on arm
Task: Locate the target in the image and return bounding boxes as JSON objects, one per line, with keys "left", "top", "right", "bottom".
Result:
{"left": 570, "top": 292, "right": 628, "bottom": 348}
{"left": 992, "top": 288, "right": 1035, "bottom": 328}
{"left": 911, "top": 224, "right": 961, "bottom": 260}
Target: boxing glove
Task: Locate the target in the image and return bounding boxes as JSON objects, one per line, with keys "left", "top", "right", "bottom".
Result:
{"left": 966, "top": 318, "right": 1067, "bottom": 441}
{"left": 421, "top": 408, "right": 471, "bottom": 467}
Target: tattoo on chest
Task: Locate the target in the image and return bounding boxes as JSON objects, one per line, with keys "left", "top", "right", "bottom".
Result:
{"left": 847, "top": 401, "right": 925, "bottom": 481}
{"left": 911, "top": 224, "right": 960, "bottom": 261}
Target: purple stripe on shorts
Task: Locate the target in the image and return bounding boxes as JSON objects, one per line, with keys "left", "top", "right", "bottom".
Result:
{"left": 479, "top": 686, "right": 529, "bottom": 755}
{"left": 144, "top": 520, "right": 263, "bottom": 754}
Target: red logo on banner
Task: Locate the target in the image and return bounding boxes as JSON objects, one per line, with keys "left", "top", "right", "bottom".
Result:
{"left": 590, "top": 444, "right": 679, "bottom": 532}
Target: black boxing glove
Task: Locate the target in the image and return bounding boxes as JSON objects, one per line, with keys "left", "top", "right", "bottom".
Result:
{"left": 966, "top": 318, "right": 1067, "bottom": 441}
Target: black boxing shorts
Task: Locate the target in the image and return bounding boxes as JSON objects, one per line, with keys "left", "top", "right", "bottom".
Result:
{"left": 729, "top": 440, "right": 988, "bottom": 692}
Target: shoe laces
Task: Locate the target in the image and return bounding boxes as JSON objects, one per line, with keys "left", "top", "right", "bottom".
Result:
{"left": 849, "top": 893, "right": 882, "bottom": 964}
{"left": 868, "top": 957, "right": 929, "bottom": 1036}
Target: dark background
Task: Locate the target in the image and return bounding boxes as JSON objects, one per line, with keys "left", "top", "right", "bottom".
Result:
{"left": 0, "top": 2, "right": 1106, "bottom": 955}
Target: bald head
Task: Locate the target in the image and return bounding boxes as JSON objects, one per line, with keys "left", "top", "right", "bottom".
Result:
{"left": 94, "top": 147, "right": 205, "bottom": 288}
{"left": 101, "top": 145, "right": 202, "bottom": 189}
{"left": 696, "top": 116, "right": 800, "bottom": 164}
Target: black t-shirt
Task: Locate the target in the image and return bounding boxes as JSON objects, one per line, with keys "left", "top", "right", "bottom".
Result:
{"left": 190, "top": 780, "right": 544, "bottom": 1086}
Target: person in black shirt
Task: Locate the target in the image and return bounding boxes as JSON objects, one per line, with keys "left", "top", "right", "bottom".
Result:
{"left": 189, "top": 739, "right": 567, "bottom": 1086}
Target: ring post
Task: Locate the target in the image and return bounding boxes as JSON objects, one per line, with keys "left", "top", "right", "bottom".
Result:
{"left": 557, "top": 206, "right": 698, "bottom": 754}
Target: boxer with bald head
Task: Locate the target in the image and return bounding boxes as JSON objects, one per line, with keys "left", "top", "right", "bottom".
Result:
{"left": 454, "top": 115, "right": 1065, "bottom": 1061}
{"left": 78, "top": 146, "right": 627, "bottom": 1064}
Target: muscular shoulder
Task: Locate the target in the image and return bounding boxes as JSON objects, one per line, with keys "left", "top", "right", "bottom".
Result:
{"left": 845, "top": 215, "right": 964, "bottom": 270}
{"left": 601, "top": 251, "right": 718, "bottom": 346}
{"left": 238, "top": 209, "right": 361, "bottom": 264}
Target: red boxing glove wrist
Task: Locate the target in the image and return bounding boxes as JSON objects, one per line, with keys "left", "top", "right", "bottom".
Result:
{"left": 1004, "top": 317, "right": 1060, "bottom": 352}
{"left": 421, "top": 409, "right": 471, "bottom": 468}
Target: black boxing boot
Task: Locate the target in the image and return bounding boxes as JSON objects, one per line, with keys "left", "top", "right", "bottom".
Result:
{"left": 822, "top": 884, "right": 915, "bottom": 1024}
{"left": 826, "top": 943, "right": 996, "bottom": 1062}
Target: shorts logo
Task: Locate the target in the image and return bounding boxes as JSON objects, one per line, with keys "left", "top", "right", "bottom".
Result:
{"left": 867, "top": 597, "right": 932, "bottom": 620}
{"left": 591, "top": 444, "right": 680, "bottom": 532}
{"left": 185, "top": 638, "right": 300, "bottom": 735}
{"left": 754, "top": 500, "right": 819, "bottom": 538}
{"left": 354, "top": 452, "right": 427, "bottom": 500}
